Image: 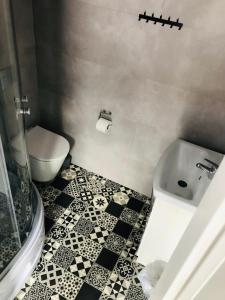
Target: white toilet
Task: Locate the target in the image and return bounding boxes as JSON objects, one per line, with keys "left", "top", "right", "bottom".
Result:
{"left": 26, "top": 126, "right": 70, "bottom": 182}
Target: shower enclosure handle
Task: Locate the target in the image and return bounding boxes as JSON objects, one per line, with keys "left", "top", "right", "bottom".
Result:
{"left": 14, "top": 96, "right": 30, "bottom": 116}
{"left": 21, "top": 96, "right": 29, "bottom": 103}
{"left": 15, "top": 96, "right": 29, "bottom": 104}
{"left": 18, "top": 107, "right": 31, "bottom": 115}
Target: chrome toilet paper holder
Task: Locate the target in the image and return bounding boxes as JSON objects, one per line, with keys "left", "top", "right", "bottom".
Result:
{"left": 99, "top": 110, "right": 112, "bottom": 121}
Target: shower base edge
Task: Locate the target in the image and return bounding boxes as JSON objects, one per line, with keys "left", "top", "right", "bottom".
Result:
{"left": 0, "top": 184, "right": 44, "bottom": 300}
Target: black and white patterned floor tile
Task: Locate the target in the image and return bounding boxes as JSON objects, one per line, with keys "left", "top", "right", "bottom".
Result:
{"left": 69, "top": 253, "right": 93, "bottom": 279}
{"left": 74, "top": 217, "right": 95, "bottom": 237}
{"left": 68, "top": 198, "right": 87, "bottom": 214}
{"left": 51, "top": 245, "right": 75, "bottom": 270}
{"left": 121, "top": 240, "right": 138, "bottom": 261}
{"left": 16, "top": 276, "right": 36, "bottom": 300}
{"left": 35, "top": 259, "right": 65, "bottom": 289}
{"left": 85, "top": 264, "right": 111, "bottom": 291}
{"left": 45, "top": 204, "right": 65, "bottom": 221}
{"left": 120, "top": 208, "right": 139, "bottom": 226}
{"left": 61, "top": 166, "right": 77, "bottom": 181}
{"left": 79, "top": 237, "right": 102, "bottom": 262}
{"left": 105, "top": 233, "right": 126, "bottom": 255}
{"left": 42, "top": 238, "right": 61, "bottom": 261}
{"left": 56, "top": 209, "right": 80, "bottom": 230}
{"left": 112, "top": 192, "right": 129, "bottom": 206}
{"left": 89, "top": 226, "right": 110, "bottom": 245}
{"left": 101, "top": 272, "right": 130, "bottom": 300}
{"left": 55, "top": 271, "right": 83, "bottom": 300}
{"left": 23, "top": 281, "right": 53, "bottom": 300}
{"left": 83, "top": 205, "right": 102, "bottom": 223}
{"left": 49, "top": 225, "right": 69, "bottom": 241}
{"left": 16, "top": 164, "right": 152, "bottom": 300}
{"left": 125, "top": 284, "right": 147, "bottom": 300}
{"left": 92, "top": 195, "right": 109, "bottom": 211}
{"left": 114, "top": 258, "right": 136, "bottom": 280}
{"left": 63, "top": 181, "right": 87, "bottom": 199}
{"left": 62, "top": 231, "right": 85, "bottom": 252}
{"left": 38, "top": 186, "right": 61, "bottom": 208}
{"left": 97, "top": 212, "right": 118, "bottom": 231}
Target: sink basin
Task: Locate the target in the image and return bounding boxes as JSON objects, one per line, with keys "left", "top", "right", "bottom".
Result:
{"left": 153, "top": 139, "right": 223, "bottom": 211}
{"left": 137, "top": 139, "right": 223, "bottom": 265}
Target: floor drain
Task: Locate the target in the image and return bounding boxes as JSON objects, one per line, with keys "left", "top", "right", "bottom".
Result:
{"left": 178, "top": 180, "right": 187, "bottom": 188}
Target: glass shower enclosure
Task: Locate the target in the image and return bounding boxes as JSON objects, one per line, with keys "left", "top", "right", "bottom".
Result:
{"left": 0, "top": 1, "right": 44, "bottom": 299}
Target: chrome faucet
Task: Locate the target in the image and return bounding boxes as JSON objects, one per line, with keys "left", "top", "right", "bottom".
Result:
{"left": 196, "top": 158, "right": 219, "bottom": 174}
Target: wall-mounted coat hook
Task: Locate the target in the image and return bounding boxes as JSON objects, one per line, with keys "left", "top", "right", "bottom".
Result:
{"left": 138, "top": 11, "right": 183, "bottom": 30}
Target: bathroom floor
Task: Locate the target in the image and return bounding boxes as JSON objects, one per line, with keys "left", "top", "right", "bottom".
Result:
{"left": 16, "top": 164, "right": 152, "bottom": 300}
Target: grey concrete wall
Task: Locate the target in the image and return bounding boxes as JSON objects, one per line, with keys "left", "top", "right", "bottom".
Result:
{"left": 0, "top": 1, "right": 11, "bottom": 68}
{"left": 33, "top": 0, "right": 225, "bottom": 195}
{"left": 12, "top": 0, "right": 39, "bottom": 126}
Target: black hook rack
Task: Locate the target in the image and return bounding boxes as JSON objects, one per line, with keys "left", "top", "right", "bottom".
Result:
{"left": 138, "top": 11, "right": 183, "bottom": 30}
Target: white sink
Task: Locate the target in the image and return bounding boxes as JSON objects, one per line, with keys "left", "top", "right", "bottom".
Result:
{"left": 137, "top": 139, "right": 223, "bottom": 265}
{"left": 153, "top": 139, "right": 223, "bottom": 212}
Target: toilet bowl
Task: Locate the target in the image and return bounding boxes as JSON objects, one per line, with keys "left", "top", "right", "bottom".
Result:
{"left": 25, "top": 126, "right": 70, "bottom": 182}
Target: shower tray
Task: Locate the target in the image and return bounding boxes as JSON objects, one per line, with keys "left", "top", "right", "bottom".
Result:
{"left": 0, "top": 185, "right": 44, "bottom": 300}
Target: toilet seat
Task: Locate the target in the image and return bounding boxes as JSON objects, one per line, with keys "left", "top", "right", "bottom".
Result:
{"left": 26, "top": 126, "right": 70, "bottom": 162}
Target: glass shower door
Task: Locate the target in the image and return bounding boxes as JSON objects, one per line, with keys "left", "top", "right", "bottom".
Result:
{"left": 0, "top": 136, "right": 21, "bottom": 275}
{"left": 0, "top": 0, "right": 36, "bottom": 277}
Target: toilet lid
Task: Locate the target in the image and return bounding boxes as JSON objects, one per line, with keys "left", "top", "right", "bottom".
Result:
{"left": 26, "top": 126, "right": 70, "bottom": 161}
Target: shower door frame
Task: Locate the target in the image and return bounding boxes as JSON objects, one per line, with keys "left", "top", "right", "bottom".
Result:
{"left": 0, "top": 0, "right": 36, "bottom": 276}
{"left": 0, "top": 135, "right": 21, "bottom": 242}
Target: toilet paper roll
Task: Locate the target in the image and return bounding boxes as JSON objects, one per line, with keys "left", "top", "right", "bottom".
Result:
{"left": 96, "top": 118, "right": 112, "bottom": 134}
